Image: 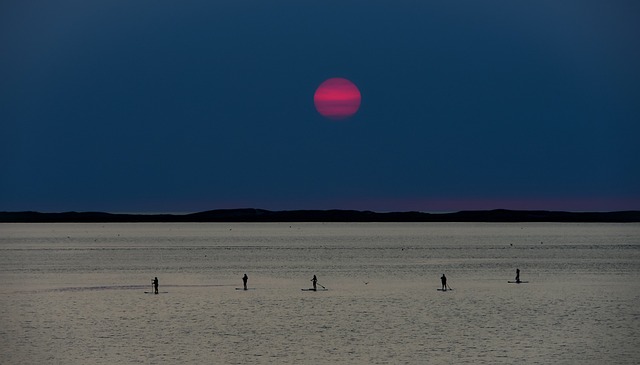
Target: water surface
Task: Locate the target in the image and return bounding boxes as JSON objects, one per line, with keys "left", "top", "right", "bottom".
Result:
{"left": 1, "top": 223, "right": 639, "bottom": 364}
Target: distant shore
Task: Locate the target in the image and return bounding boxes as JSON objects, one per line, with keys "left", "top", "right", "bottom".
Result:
{"left": 1, "top": 209, "right": 639, "bottom": 223}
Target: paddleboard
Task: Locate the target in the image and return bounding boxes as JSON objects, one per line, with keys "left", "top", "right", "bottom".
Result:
{"left": 235, "top": 288, "right": 256, "bottom": 290}
{"left": 301, "top": 288, "right": 328, "bottom": 291}
{"left": 144, "top": 291, "right": 168, "bottom": 294}
{"left": 507, "top": 281, "right": 529, "bottom": 284}
{"left": 437, "top": 288, "right": 453, "bottom": 291}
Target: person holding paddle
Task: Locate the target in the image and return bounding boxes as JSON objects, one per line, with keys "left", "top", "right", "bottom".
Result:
{"left": 311, "top": 275, "right": 318, "bottom": 291}
{"left": 440, "top": 274, "right": 447, "bottom": 291}
{"left": 152, "top": 277, "right": 159, "bottom": 294}
{"left": 242, "top": 273, "right": 248, "bottom": 290}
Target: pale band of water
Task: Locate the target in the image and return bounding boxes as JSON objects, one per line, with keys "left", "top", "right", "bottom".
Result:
{"left": 1, "top": 223, "right": 639, "bottom": 364}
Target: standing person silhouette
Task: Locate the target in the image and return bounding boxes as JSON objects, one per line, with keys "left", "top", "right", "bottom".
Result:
{"left": 242, "top": 274, "right": 248, "bottom": 290}
{"left": 311, "top": 275, "right": 318, "bottom": 291}
{"left": 440, "top": 274, "right": 447, "bottom": 291}
{"left": 515, "top": 269, "right": 520, "bottom": 283}
{"left": 152, "top": 277, "right": 159, "bottom": 294}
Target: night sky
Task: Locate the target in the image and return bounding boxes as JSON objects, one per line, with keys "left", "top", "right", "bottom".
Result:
{"left": 2, "top": 1, "right": 639, "bottom": 213}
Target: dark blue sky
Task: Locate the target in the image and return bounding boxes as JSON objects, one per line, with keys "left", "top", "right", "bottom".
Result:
{"left": 2, "top": 1, "right": 639, "bottom": 212}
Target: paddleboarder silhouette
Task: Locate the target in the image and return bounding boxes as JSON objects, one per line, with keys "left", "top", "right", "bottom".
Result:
{"left": 242, "top": 274, "right": 248, "bottom": 290}
{"left": 440, "top": 274, "right": 447, "bottom": 291}
{"left": 311, "top": 275, "right": 318, "bottom": 291}
{"left": 152, "top": 277, "right": 159, "bottom": 294}
{"left": 515, "top": 269, "right": 520, "bottom": 283}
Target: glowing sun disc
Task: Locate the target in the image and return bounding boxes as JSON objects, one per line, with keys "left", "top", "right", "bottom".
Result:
{"left": 314, "top": 78, "right": 361, "bottom": 120}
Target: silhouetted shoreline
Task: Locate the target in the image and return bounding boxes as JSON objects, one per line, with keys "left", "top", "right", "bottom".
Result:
{"left": 1, "top": 209, "right": 639, "bottom": 223}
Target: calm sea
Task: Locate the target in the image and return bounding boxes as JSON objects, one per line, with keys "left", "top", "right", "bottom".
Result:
{"left": 1, "top": 223, "right": 639, "bottom": 364}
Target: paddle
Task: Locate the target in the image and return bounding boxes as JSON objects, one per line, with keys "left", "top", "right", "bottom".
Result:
{"left": 316, "top": 282, "right": 326, "bottom": 290}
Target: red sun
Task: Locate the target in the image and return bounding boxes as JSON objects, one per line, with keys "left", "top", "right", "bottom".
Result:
{"left": 314, "top": 78, "right": 361, "bottom": 120}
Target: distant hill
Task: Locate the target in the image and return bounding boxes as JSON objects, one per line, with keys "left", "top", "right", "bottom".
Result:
{"left": 1, "top": 209, "right": 639, "bottom": 223}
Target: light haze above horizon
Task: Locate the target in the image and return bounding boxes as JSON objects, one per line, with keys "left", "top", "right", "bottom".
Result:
{"left": 2, "top": 1, "right": 638, "bottom": 213}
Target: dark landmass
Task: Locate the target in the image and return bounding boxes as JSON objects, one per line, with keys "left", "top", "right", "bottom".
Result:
{"left": 1, "top": 209, "right": 639, "bottom": 223}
